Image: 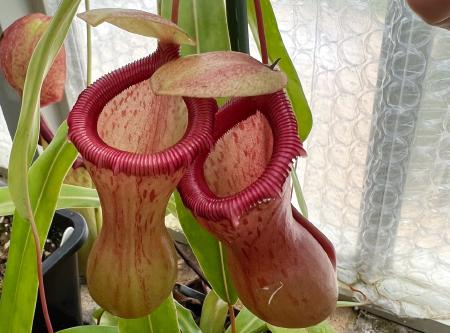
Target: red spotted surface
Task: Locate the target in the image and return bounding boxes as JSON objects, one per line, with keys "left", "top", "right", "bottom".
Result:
{"left": 0, "top": 13, "right": 66, "bottom": 107}
{"left": 87, "top": 163, "right": 183, "bottom": 317}
{"left": 178, "top": 91, "right": 337, "bottom": 328}
{"left": 68, "top": 43, "right": 216, "bottom": 318}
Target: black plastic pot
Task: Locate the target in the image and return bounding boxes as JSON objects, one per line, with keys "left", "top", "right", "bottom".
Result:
{"left": 33, "top": 210, "right": 88, "bottom": 333}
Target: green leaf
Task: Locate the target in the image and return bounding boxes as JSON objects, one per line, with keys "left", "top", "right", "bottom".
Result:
{"left": 336, "top": 301, "right": 366, "bottom": 308}
{"left": 0, "top": 122, "right": 78, "bottom": 333}
{"left": 166, "top": 194, "right": 177, "bottom": 217}
{"left": 92, "top": 309, "right": 119, "bottom": 327}
{"left": 247, "top": 0, "right": 312, "bottom": 141}
{"left": 291, "top": 170, "right": 308, "bottom": 218}
{"left": 267, "top": 326, "right": 307, "bottom": 333}
{"left": 57, "top": 326, "right": 118, "bottom": 333}
{"left": 268, "top": 321, "right": 336, "bottom": 333}
{"left": 56, "top": 184, "right": 100, "bottom": 210}
{"left": 118, "top": 295, "right": 179, "bottom": 333}
{"left": 160, "top": 0, "right": 230, "bottom": 55}
{"left": 8, "top": 0, "right": 81, "bottom": 220}
{"left": 175, "top": 302, "right": 202, "bottom": 333}
{"left": 225, "top": 307, "right": 266, "bottom": 333}
{"left": 175, "top": 192, "right": 238, "bottom": 304}
{"left": 305, "top": 322, "right": 336, "bottom": 333}
{"left": 200, "top": 290, "right": 228, "bottom": 333}
{"left": 0, "top": 184, "right": 100, "bottom": 216}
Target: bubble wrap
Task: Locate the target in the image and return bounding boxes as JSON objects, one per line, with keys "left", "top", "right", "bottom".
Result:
{"left": 44, "top": 0, "right": 450, "bottom": 319}
{"left": 275, "top": 0, "right": 450, "bottom": 319}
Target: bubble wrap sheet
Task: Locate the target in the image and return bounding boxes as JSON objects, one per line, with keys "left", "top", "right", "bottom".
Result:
{"left": 44, "top": 0, "right": 450, "bottom": 319}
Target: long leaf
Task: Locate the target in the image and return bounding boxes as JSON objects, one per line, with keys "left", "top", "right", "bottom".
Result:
{"left": 291, "top": 170, "right": 308, "bottom": 218}
{"left": 56, "top": 184, "right": 99, "bottom": 210}
{"left": 92, "top": 309, "right": 119, "bottom": 327}
{"left": 175, "top": 192, "right": 238, "bottom": 304}
{"left": 200, "top": 290, "right": 228, "bottom": 333}
{"left": 57, "top": 327, "right": 118, "bottom": 333}
{"left": 306, "top": 322, "right": 337, "bottom": 333}
{"left": 160, "top": 0, "right": 230, "bottom": 55}
{"left": 225, "top": 307, "right": 267, "bottom": 333}
{"left": 267, "top": 326, "right": 307, "bottom": 333}
{"left": 336, "top": 301, "right": 367, "bottom": 308}
{"left": 268, "top": 321, "right": 336, "bottom": 333}
{"left": 0, "top": 184, "right": 100, "bottom": 217}
{"left": 118, "top": 295, "right": 179, "bottom": 333}
{"left": 175, "top": 302, "right": 202, "bottom": 333}
{"left": 8, "top": 0, "right": 81, "bottom": 219}
{"left": 247, "top": 0, "right": 312, "bottom": 141}
{"left": 0, "top": 122, "right": 78, "bottom": 333}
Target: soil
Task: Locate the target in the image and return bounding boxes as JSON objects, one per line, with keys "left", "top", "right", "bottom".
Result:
{"left": 0, "top": 215, "right": 64, "bottom": 293}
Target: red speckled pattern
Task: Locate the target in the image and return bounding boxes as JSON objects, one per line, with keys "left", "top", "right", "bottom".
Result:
{"left": 0, "top": 13, "right": 66, "bottom": 107}
{"left": 179, "top": 92, "right": 306, "bottom": 221}
{"left": 213, "top": 182, "right": 337, "bottom": 328}
{"left": 68, "top": 44, "right": 216, "bottom": 318}
{"left": 86, "top": 162, "right": 183, "bottom": 318}
{"left": 204, "top": 112, "right": 273, "bottom": 197}
{"left": 178, "top": 91, "right": 337, "bottom": 328}
{"left": 68, "top": 44, "right": 216, "bottom": 177}
{"left": 98, "top": 79, "right": 187, "bottom": 154}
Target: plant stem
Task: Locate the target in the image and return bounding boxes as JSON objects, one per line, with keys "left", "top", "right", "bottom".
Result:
{"left": 226, "top": 0, "right": 249, "bottom": 53}
{"left": 85, "top": 0, "right": 92, "bottom": 85}
{"left": 253, "top": 0, "right": 268, "bottom": 64}
{"left": 171, "top": 0, "right": 180, "bottom": 23}
{"left": 29, "top": 212, "right": 54, "bottom": 333}
{"left": 228, "top": 303, "right": 236, "bottom": 333}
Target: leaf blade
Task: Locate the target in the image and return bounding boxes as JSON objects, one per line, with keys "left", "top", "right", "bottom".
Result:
{"left": 0, "top": 184, "right": 100, "bottom": 217}
{"left": 118, "top": 295, "right": 180, "bottom": 333}
{"left": 200, "top": 290, "right": 228, "bottom": 333}
{"left": 57, "top": 326, "right": 118, "bottom": 333}
{"left": 0, "top": 122, "right": 78, "bottom": 333}
{"left": 247, "top": 0, "right": 312, "bottom": 141}
{"left": 175, "top": 192, "right": 238, "bottom": 304}
{"left": 161, "top": 0, "right": 231, "bottom": 55}
{"left": 291, "top": 170, "right": 308, "bottom": 218}
{"left": 225, "top": 307, "right": 267, "bottom": 333}
{"left": 175, "top": 302, "right": 202, "bottom": 333}
{"left": 8, "top": 0, "right": 81, "bottom": 219}
{"left": 268, "top": 321, "right": 336, "bottom": 333}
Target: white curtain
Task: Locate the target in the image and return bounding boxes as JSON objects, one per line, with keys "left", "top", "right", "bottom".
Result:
{"left": 45, "top": 0, "right": 450, "bottom": 320}
{"left": 0, "top": 105, "right": 11, "bottom": 170}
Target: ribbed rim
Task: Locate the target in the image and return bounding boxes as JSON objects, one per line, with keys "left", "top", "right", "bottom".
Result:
{"left": 178, "top": 91, "right": 306, "bottom": 221}
{"left": 68, "top": 43, "right": 216, "bottom": 176}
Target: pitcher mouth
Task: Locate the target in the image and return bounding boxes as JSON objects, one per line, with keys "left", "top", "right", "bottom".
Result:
{"left": 178, "top": 90, "right": 306, "bottom": 222}
{"left": 68, "top": 43, "right": 216, "bottom": 176}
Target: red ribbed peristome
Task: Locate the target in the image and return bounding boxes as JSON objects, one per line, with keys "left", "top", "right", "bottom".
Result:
{"left": 178, "top": 90, "right": 306, "bottom": 222}
{"left": 177, "top": 91, "right": 338, "bottom": 328}
{"left": 68, "top": 43, "right": 216, "bottom": 176}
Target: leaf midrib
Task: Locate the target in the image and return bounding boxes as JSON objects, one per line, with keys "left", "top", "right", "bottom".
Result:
{"left": 7, "top": 140, "right": 68, "bottom": 332}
